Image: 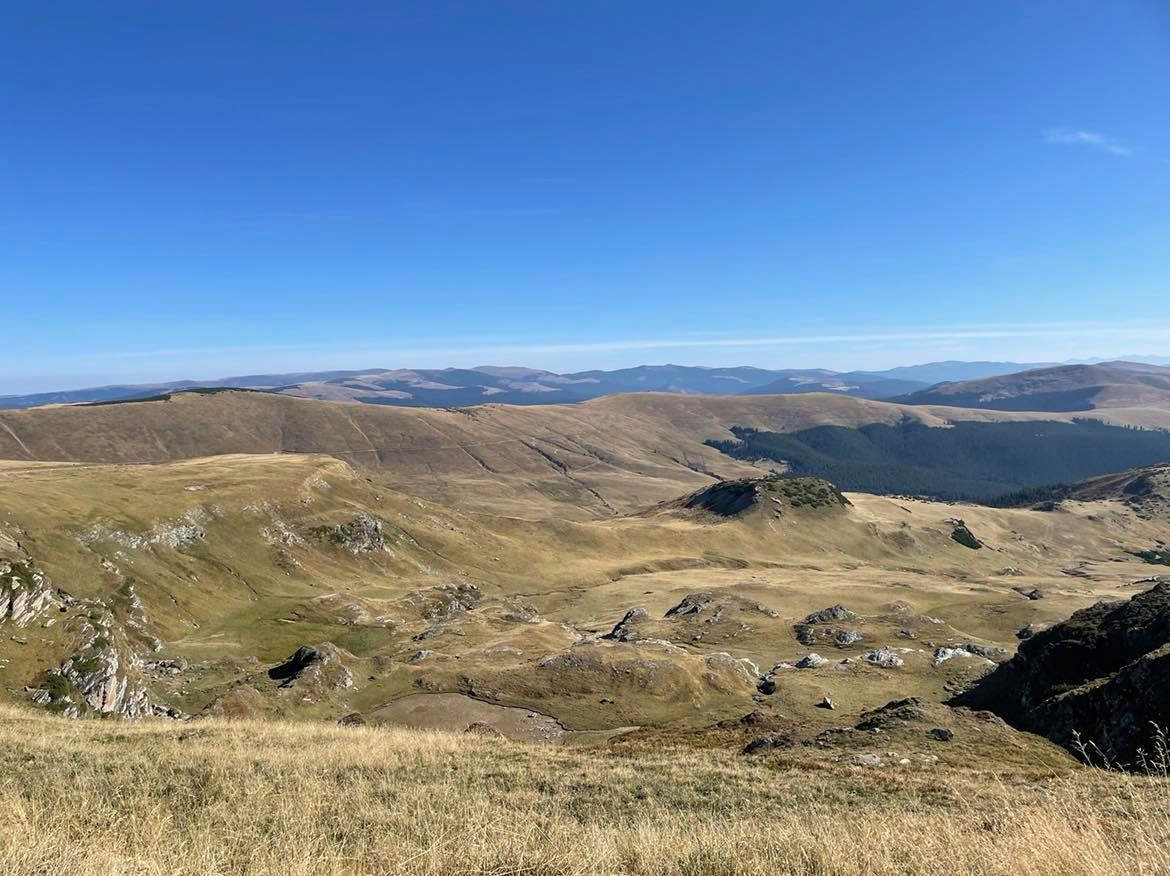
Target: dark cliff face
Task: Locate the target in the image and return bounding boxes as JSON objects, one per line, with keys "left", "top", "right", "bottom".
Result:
{"left": 953, "top": 582, "right": 1170, "bottom": 768}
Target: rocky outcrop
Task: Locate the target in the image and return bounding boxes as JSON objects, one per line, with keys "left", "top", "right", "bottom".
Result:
{"left": 802, "top": 604, "right": 855, "bottom": 625}
{"left": 269, "top": 645, "right": 324, "bottom": 682}
{"left": 862, "top": 647, "right": 905, "bottom": 668}
{"left": 45, "top": 611, "right": 155, "bottom": 718}
{"left": 795, "top": 605, "right": 865, "bottom": 648}
{"left": 268, "top": 643, "right": 353, "bottom": 691}
{"left": 76, "top": 507, "right": 211, "bottom": 551}
{"left": 948, "top": 520, "right": 983, "bottom": 550}
{"left": 602, "top": 607, "right": 648, "bottom": 641}
{"left": 931, "top": 642, "right": 1007, "bottom": 667}
{"left": 310, "top": 513, "right": 389, "bottom": 554}
{"left": 664, "top": 593, "right": 715, "bottom": 617}
{"left": 4, "top": 564, "right": 170, "bottom": 720}
{"left": 414, "top": 582, "right": 482, "bottom": 619}
{"left": 1, "top": 561, "right": 58, "bottom": 627}
{"left": 680, "top": 475, "right": 850, "bottom": 518}
{"left": 953, "top": 581, "right": 1170, "bottom": 769}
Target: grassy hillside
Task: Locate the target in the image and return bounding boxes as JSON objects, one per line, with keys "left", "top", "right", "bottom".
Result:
{"left": 3, "top": 389, "right": 1170, "bottom": 520}
{"left": 895, "top": 361, "right": 1170, "bottom": 412}
{"left": 2, "top": 451, "right": 1166, "bottom": 734}
{"left": 1, "top": 704, "right": 1168, "bottom": 876}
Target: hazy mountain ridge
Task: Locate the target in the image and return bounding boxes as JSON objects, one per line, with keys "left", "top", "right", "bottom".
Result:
{"left": 0, "top": 360, "right": 1059, "bottom": 410}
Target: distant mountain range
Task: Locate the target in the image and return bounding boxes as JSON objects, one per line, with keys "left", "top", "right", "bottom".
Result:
{"left": 0, "top": 360, "right": 1048, "bottom": 410}
{"left": 3, "top": 357, "right": 1169, "bottom": 411}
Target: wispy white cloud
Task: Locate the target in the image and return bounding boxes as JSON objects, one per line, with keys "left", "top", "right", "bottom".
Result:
{"left": 77, "top": 320, "right": 1170, "bottom": 361}
{"left": 1043, "top": 128, "right": 1132, "bottom": 157}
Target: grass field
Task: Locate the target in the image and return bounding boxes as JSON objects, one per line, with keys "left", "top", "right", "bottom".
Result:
{"left": 2, "top": 705, "right": 1169, "bottom": 875}
{"left": 2, "top": 399, "right": 1169, "bottom": 874}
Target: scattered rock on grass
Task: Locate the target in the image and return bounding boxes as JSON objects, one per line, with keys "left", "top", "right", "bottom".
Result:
{"left": 834, "top": 629, "right": 863, "bottom": 646}
{"left": 465, "top": 722, "right": 506, "bottom": 738}
{"left": 741, "top": 734, "right": 792, "bottom": 755}
{"left": 803, "top": 605, "right": 855, "bottom": 624}
{"left": 862, "top": 648, "right": 905, "bottom": 668}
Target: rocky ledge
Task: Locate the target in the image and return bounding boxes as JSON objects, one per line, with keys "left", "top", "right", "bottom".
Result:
{"left": 953, "top": 581, "right": 1170, "bottom": 769}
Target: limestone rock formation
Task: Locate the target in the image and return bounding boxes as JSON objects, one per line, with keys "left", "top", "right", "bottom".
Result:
{"left": 0, "top": 561, "right": 58, "bottom": 627}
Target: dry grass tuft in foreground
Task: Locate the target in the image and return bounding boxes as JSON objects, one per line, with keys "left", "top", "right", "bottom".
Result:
{"left": 2, "top": 705, "right": 1169, "bottom": 876}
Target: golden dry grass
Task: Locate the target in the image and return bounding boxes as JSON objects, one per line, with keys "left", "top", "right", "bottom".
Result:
{"left": 4, "top": 389, "right": 1169, "bottom": 519}
{"left": 2, "top": 451, "right": 1166, "bottom": 732}
{"left": 2, "top": 705, "right": 1169, "bottom": 876}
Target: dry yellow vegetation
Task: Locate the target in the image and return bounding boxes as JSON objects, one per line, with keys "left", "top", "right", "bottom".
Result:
{"left": 2, "top": 704, "right": 1169, "bottom": 876}
{"left": 2, "top": 452, "right": 1164, "bottom": 733}
{"left": 4, "top": 389, "right": 1170, "bottom": 518}
{"left": 4, "top": 391, "right": 1170, "bottom": 875}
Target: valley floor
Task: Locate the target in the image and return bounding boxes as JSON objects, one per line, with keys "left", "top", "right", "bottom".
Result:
{"left": 2, "top": 705, "right": 1169, "bottom": 876}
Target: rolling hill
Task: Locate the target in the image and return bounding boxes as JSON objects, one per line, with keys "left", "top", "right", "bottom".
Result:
{"left": 2, "top": 448, "right": 1166, "bottom": 731}
{"left": 3, "top": 388, "right": 1170, "bottom": 518}
{"left": 3, "top": 385, "right": 1170, "bottom": 873}
{"left": 894, "top": 361, "right": 1170, "bottom": 412}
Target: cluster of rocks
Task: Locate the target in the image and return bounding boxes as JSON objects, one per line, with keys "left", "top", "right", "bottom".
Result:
{"left": 931, "top": 642, "right": 1007, "bottom": 667}
{"left": 1013, "top": 586, "right": 1044, "bottom": 600}
{"left": 310, "top": 513, "right": 390, "bottom": 554}
{"left": 599, "top": 593, "right": 779, "bottom": 649}
{"left": 419, "top": 582, "right": 482, "bottom": 619}
{"left": 861, "top": 647, "right": 906, "bottom": 669}
{"left": 740, "top": 697, "right": 962, "bottom": 761}
{"left": 76, "top": 507, "right": 211, "bottom": 551}
{"left": 794, "top": 605, "right": 865, "bottom": 648}
{"left": 3, "top": 561, "right": 181, "bottom": 720}
{"left": 1, "top": 560, "right": 59, "bottom": 627}
{"left": 664, "top": 593, "right": 715, "bottom": 617}
{"left": 407, "top": 582, "right": 484, "bottom": 640}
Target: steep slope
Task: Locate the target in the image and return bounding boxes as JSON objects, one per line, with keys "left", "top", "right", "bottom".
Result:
{"left": 894, "top": 361, "right": 1170, "bottom": 412}
{"left": 704, "top": 420, "right": 1170, "bottom": 501}
{"left": 953, "top": 582, "right": 1170, "bottom": 769}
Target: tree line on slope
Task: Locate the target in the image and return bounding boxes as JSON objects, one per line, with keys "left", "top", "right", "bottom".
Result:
{"left": 704, "top": 419, "right": 1170, "bottom": 501}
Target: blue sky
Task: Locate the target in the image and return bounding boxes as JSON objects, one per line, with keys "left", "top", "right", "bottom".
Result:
{"left": 2, "top": 1, "right": 1169, "bottom": 392}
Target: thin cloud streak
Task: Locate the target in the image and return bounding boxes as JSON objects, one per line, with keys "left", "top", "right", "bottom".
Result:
{"left": 87, "top": 322, "right": 1170, "bottom": 361}
{"left": 1043, "top": 128, "right": 1132, "bottom": 157}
